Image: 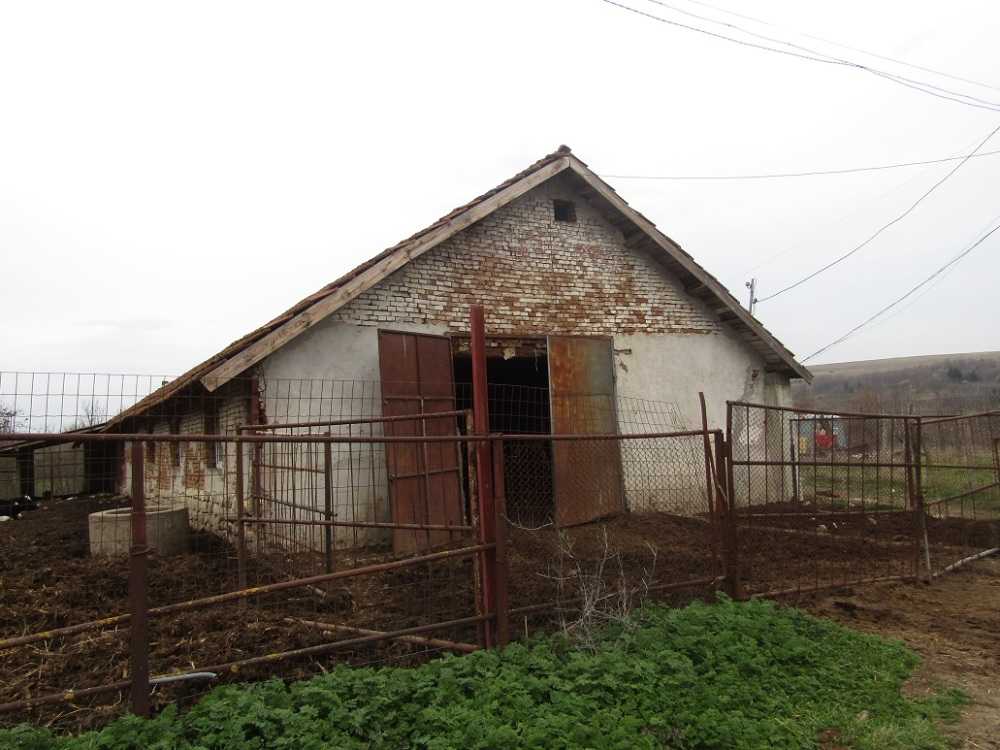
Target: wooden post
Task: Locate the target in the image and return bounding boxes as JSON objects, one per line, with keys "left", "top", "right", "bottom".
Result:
{"left": 712, "top": 431, "right": 733, "bottom": 595}
{"left": 698, "top": 393, "right": 719, "bottom": 563}
{"left": 724, "top": 403, "right": 744, "bottom": 600}
{"left": 128, "top": 441, "right": 151, "bottom": 717}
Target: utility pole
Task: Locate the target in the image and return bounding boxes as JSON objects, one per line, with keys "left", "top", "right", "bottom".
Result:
{"left": 745, "top": 278, "right": 757, "bottom": 316}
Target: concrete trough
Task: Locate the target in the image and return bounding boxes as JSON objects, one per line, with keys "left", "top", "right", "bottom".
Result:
{"left": 88, "top": 503, "right": 191, "bottom": 557}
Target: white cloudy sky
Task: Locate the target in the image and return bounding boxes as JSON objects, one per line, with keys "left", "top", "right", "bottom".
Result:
{"left": 1, "top": 0, "right": 997, "bottom": 375}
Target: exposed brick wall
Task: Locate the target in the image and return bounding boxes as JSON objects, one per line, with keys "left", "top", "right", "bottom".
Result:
{"left": 329, "top": 175, "right": 721, "bottom": 336}
{"left": 120, "top": 381, "right": 249, "bottom": 533}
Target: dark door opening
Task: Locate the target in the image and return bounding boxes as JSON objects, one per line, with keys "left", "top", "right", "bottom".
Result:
{"left": 454, "top": 347, "right": 554, "bottom": 527}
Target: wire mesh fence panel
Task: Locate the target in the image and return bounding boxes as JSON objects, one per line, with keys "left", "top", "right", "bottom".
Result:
{"left": 0, "top": 490, "right": 133, "bottom": 730}
{"left": 6, "top": 370, "right": 994, "bottom": 732}
{"left": 918, "top": 412, "right": 1000, "bottom": 576}
{"left": 501, "top": 433, "right": 724, "bottom": 640}
{"left": 0, "top": 371, "right": 174, "bottom": 434}
{"left": 728, "top": 402, "right": 920, "bottom": 596}
{"left": 0, "top": 429, "right": 486, "bottom": 730}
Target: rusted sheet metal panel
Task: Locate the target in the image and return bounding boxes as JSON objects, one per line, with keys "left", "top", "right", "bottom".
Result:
{"left": 548, "top": 336, "right": 624, "bottom": 527}
{"left": 378, "top": 331, "right": 464, "bottom": 554}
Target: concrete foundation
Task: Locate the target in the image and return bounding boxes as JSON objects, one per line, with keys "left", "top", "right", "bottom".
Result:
{"left": 88, "top": 503, "right": 191, "bottom": 557}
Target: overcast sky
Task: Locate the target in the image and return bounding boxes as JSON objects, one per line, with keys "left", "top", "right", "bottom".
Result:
{"left": 1, "top": 0, "right": 998, "bottom": 377}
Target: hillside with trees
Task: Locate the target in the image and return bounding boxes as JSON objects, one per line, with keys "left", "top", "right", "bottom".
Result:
{"left": 792, "top": 351, "right": 1000, "bottom": 415}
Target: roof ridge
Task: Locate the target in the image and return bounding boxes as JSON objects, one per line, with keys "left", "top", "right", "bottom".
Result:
{"left": 102, "top": 144, "right": 808, "bottom": 429}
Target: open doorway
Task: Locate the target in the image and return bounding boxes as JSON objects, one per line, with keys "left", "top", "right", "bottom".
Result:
{"left": 453, "top": 340, "right": 554, "bottom": 526}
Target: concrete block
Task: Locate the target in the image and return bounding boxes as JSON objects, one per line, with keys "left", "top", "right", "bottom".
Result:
{"left": 88, "top": 503, "right": 191, "bottom": 557}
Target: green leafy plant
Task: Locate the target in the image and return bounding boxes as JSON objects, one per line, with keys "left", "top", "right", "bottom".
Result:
{"left": 0, "top": 598, "right": 965, "bottom": 750}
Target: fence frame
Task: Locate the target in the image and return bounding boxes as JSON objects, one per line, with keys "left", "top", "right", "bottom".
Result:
{"left": 3, "top": 403, "right": 997, "bottom": 723}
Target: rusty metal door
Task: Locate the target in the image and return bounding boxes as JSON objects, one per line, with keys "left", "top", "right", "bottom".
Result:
{"left": 378, "top": 330, "right": 464, "bottom": 554}
{"left": 547, "top": 335, "right": 625, "bottom": 527}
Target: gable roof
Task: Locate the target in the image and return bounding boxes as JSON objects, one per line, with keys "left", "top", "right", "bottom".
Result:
{"left": 104, "top": 146, "right": 810, "bottom": 429}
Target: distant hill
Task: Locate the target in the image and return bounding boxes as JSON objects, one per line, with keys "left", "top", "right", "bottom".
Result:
{"left": 792, "top": 351, "right": 1000, "bottom": 415}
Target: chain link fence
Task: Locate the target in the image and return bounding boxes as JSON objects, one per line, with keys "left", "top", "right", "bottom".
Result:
{"left": 727, "top": 401, "right": 1000, "bottom": 596}
{"left": 2, "top": 379, "right": 997, "bottom": 732}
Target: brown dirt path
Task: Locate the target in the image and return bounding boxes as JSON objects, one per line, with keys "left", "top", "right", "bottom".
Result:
{"left": 805, "top": 557, "right": 1000, "bottom": 749}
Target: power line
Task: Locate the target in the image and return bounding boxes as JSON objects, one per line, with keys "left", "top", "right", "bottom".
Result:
{"left": 598, "top": 0, "right": 1000, "bottom": 112}
{"left": 740, "top": 164, "right": 946, "bottom": 276}
{"left": 604, "top": 147, "right": 1000, "bottom": 181}
{"left": 837, "top": 206, "right": 1000, "bottom": 337}
{"left": 740, "top": 130, "right": 997, "bottom": 276}
{"left": 643, "top": 0, "right": 1000, "bottom": 108}
{"left": 801, "top": 220, "right": 1000, "bottom": 363}
{"left": 641, "top": 0, "right": 1000, "bottom": 109}
{"left": 673, "top": 0, "right": 1000, "bottom": 95}
{"left": 757, "top": 122, "right": 1000, "bottom": 303}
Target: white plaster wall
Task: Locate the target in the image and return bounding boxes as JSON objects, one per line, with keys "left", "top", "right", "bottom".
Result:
{"left": 258, "top": 321, "right": 451, "bottom": 548}
{"left": 611, "top": 328, "right": 790, "bottom": 515}
{"left": 256, "top": 317, "right": 793, "bottom": 528}
{"left": 612, "top": 327, "right": 775, "bottom": 431}
{"left": 241, "top": 170, "right": 799, "bottom": 533}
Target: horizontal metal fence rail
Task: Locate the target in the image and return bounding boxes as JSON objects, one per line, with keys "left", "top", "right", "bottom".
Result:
{"left": 3, "top": 407, "right": 997, "bottom": 729}
{"left": 725, "top": 400, "right": 1000, "bottom": 596}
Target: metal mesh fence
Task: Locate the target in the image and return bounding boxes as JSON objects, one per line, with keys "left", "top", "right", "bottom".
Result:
{"left": 727, "top": 402, "right": 1000, "bottom": 596}
{"left": 500, "top": 433, "right": 723, "bottom": 640}
{"left": 2, "top": 375, "right": 997, "bottom": 732}
{"left": 918, "top": 412, "right": 1000, "bottom": 576}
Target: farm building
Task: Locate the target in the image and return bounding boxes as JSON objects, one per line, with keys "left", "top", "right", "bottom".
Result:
{"left": 96, "top": 146, "right": 811, "bottom": 552}
{"left": 0, "top": 432, "right": 120, "bottom": 499}
{"left": 0, "top": 444, "right": 17, "bottom": 499}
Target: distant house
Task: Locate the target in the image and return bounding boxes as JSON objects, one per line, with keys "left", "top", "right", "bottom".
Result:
{"left": 98, "top": 146, "right": 810, "bottom": 550}
{"left": 0, "top": 441, "right": 19, "bottom": 499}
{"left": 0, "top": 429, "right": 119, "bottom": 500}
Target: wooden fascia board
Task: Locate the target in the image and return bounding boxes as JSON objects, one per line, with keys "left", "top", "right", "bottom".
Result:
{"left": 200, "top": 156, "right": 572, "bottom": 392}
{"left": 565, "top": 158, "right": 812, "bottom": 382}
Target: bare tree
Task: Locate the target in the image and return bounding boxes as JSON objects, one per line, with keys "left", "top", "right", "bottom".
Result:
{"left": 70, "top": 400, "right": 107, "bottom": 430}
{"left": 0, "top": 403, "right": 18, "bottom": 433}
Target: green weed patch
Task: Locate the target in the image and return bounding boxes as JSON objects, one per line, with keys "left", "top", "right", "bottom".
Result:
{"left": 0, "top": 598, "right": 964, "bottom": 750}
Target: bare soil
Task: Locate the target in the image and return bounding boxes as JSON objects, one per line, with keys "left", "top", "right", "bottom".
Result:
{"left": 0, "top": 495, "right": 476, "bottom": 730}
{"left": 805, "top": 558, "right": 1000, "bottom": 749}
{"left": 3, "top": 496, "right": 994, "bottom": 739}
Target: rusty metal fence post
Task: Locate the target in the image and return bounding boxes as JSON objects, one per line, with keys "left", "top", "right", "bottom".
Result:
{"left": 723, "top": 402, "right": 744, "bottom": 599}
{"left": 713, "top": 430, "right": 740, "bottom": 598}
{"left": 470, "top": 304, "right": 496, "bottom": 648}
{"left": 912, "top": 417, "right": 933, "bottom": 581}
{"left": 235, "top": 438, "right": 248, "bottom": 591}
{"left": 491, "top": 438, "right": 510, "bottom": 648}
{"left": 128, "top": 440, "right": 151, "bottom": 717}
{"left": 323, "top": 435, "right": 335, "bottom": 574}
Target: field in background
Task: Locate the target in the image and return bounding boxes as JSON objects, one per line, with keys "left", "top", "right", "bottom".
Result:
{"left": 793, "top": 350, "right": 1000, "bottom": 415}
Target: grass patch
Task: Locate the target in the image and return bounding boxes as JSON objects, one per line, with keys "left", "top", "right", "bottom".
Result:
{"left": 0, "top": 598, "right": 965, "bottom": 750}
{"left": 797, "top": 455, "right": 998, "bottom": 513}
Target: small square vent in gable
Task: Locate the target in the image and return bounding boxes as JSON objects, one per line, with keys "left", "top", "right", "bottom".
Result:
{"left": 553, "top": 199, "right": 576, "bottom": 223}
